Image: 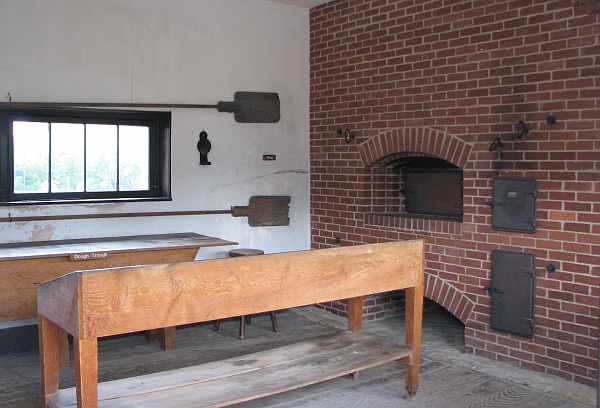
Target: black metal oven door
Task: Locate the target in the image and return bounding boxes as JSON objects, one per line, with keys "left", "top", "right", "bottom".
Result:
{"left": 404, "top": 169, "right": 463, "bottom": 220}
{"left": 492, "top": 177, "right": 537, "bottom": 233}
{"left": 489, "top": 250, "right": 536, "bottom": 338}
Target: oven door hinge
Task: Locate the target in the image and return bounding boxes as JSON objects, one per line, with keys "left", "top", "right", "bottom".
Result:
{"left": 520, "top": 317, "right": 535, "bottom": 329}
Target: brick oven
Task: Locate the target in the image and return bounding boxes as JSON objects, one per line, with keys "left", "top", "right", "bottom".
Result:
{"left": 310, "top": 0, "right": 600, "bottom": 386}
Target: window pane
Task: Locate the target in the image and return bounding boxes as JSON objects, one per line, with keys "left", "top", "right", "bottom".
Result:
{"left": 86, "top": 124, "right": 117, "bottom": 192}
{"left": 51, "top": 123, "right": 84, "bottom": 192}
{"left": 119, "top": 125, "right": 149, "bottom": 191}
{"left": 13, "top": 121, "right": 49, "bottom": 193}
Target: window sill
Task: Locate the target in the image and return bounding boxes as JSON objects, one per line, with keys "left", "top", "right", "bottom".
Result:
{"left": 364, "top": 213, "right": 463, "bottom": 235}
{"left": 0, "top": 196, "right": 172, "bottom": 207}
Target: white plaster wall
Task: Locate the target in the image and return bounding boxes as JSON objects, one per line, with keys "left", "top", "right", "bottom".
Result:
{"left": 0, "top": 0, "right": 310, "bottom": 258}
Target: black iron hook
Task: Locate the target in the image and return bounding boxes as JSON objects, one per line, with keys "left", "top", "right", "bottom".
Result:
{"left": 336, "top": 127, "right": 354, "bottom": 144}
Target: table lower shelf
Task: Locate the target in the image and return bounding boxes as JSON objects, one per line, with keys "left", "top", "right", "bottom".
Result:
{"left": 49, "top": 331, "right": 412, "bottom": 408}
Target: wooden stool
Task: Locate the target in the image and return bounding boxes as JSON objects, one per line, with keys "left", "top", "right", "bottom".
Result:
{"left": 214, "top": 249, "right": 279, "bottom": 339}
{"left": 229, "top": 248, "right": 265, "bottom": 257}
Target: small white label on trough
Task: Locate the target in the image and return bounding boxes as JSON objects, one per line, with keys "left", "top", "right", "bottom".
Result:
{"left": 70, "top": 252, "right": 109, "bottom": 261}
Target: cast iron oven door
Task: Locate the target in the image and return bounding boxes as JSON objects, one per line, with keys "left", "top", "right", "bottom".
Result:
{"left": 492, "top": 177, "right": 537, "bottom": 233}
{"left": 489, "top": 250, "right": 536, "bottom": 338}
{"left": 404, "top": 168, "right": 463, "bottom": 220}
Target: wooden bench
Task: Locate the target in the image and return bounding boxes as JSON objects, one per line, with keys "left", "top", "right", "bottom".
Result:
{"left": 38, "top": 240, "right": 425, "bottom": 408}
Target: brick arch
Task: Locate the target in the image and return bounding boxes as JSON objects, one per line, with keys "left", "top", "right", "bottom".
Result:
{"left": 357, "top": 128, "right": 472, "bottom": 169}
{"left": 424, "top": 273, "right": 475, "bottom": 324}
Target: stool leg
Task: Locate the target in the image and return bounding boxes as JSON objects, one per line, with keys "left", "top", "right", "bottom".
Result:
{"left": 270, "top": 311, "right": 279, "bottom": 332}
{"left": 239, "top": 316, "right": 246, "bottom": 340}
{"left": 214, "top": 321, "right": 223, "bottom": 332}
{"left": 160, "top": 327, "right": 176, "bottom": 351}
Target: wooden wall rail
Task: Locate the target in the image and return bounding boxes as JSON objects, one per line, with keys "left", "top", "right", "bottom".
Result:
{"left": 0, "top": 209, "right": 230, "bottom": 223}
{"left": 38, "top": 240, "right": 424, "bottom": 407}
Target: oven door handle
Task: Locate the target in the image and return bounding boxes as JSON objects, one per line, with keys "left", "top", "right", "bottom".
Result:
{"left": 486, "top": 286, "right": 504, "bottom": 296}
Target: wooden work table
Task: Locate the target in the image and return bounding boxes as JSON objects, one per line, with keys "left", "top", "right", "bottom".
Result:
{"left": 0, "top": 232, "right": 236, "bottom": 352}
{"left": 37, "top": 241, "right": 425, "bottom": 407}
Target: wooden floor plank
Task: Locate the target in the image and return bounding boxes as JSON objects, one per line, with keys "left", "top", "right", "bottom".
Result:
{"left": 48, "top": 332, "right": 411, "bottom": 408}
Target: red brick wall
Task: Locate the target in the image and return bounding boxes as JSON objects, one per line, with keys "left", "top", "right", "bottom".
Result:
{"left": 310, "top": 0, "right": 600, "bottom": 386}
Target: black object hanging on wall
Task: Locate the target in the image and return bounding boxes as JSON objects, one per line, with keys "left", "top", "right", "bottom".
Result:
{"left": 488, "top": 250, "right": 536, "bottom": 338}
{"left": 336, "top": 127, "right": 354, "bottom": 143}
{"left": 492, "top": 177, "right": 537, "bottom": 233}
{"left": 197, "top": 131, "right": 212, "bottom": 165}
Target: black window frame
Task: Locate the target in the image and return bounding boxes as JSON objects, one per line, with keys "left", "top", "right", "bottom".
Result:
{"left": 0, "top": 108, "right": 171, "bottom": 205}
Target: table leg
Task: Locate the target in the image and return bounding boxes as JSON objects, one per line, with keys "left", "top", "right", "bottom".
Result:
{"left": 74, "top": 337, "right": 98, "bottom": 408}
{"left": 405, "top": 284, "right": 423, "bottom": 399}
{"left": 59, "top": 332, "right": 70, "bottom": 368}
{"left": 347, "top": 296, "right": 363, "bottom": 332}
{"left": 39, "top": 316, "right": 61, "bottom": 408}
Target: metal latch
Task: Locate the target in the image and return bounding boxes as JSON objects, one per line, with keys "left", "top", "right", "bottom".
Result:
{"left": 486, "top": 287, "right": 504, "bottom": 295}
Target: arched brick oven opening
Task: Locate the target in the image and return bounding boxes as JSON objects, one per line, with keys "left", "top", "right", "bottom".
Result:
{"left": 357, "top": 128, "right": 476, "bottom": 343}
{"left": 424, "top": 273, "right": 475, "bottom": 326}
{"left": 357, "top": 128, "right": 471, "bottom": 170}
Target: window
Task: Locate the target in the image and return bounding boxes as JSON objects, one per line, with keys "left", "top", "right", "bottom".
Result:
{"left": 0, "top": 109, "right": 171, "bottom": 204}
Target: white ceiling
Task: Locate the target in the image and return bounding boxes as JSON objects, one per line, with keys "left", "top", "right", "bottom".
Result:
{"left": 268, "top": 0, "right": 331, "bottom": 8}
